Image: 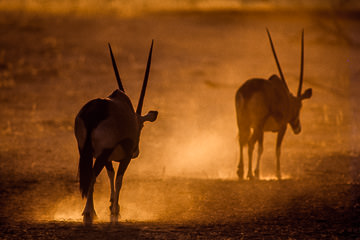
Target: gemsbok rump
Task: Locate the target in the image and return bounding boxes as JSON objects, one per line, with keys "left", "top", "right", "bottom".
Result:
{"left": 235, "top": 29, "right": 312, "bottom": 180}
{"left": 74, "top": 41, "right": 158, "bottom": 224}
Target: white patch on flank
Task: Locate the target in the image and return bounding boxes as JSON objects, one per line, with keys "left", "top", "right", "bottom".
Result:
{"left": 91, "top": 118, "right": 125, "bottom": 159}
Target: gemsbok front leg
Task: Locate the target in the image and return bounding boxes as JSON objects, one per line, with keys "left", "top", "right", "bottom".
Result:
{"left": 275, "top": 127, "right": 286, "bottom": 180}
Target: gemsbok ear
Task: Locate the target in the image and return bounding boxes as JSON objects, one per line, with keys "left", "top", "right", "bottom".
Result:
{"left": 141, "top": 111, "right": 158, "bottom": 123}
{"left": 300, "top": 88, "right": 312, "bottom": 100}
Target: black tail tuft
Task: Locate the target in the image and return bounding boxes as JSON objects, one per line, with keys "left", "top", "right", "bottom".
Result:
{"left": 78, "top": 135, "right": 93, "bottom": 198}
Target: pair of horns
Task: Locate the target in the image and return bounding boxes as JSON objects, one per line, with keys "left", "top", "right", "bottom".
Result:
{"left": 266, "top": 29, "right": 304, "bottom": 97}
{"left": 108, "top": 40, "right": 154, "bottom": 115}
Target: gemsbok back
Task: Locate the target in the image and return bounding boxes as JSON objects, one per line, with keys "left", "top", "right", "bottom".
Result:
{"left": 235, "top": 29, "right": 312, "bottom": 180}
{"left": 74, "top": 41, "right": 158, "bottom": 224}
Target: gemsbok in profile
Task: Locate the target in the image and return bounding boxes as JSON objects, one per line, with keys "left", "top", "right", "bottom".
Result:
{"left": 235, "top": 29, "right": 312, "bottom": 180}
{"left": 74, "top": 41, "right": 158, "bottom": 224}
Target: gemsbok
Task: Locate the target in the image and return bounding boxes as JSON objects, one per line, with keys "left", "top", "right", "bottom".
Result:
{"left": 235, "top": 29, "right": 312, "bottom": 180}
{"left": 74, "top": 41, "right": 158, "bottom": 224}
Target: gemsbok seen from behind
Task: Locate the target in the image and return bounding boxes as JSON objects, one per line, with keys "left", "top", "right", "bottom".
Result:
{"left": 74, "top": 40, "right": 158, "bottom": 224}
{"left": 235, "top": 30, "right": 312, "bottom": 180}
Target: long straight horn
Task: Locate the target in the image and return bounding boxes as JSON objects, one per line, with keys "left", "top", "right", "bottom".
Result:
{"left": 136, "top": 40, "right": 154, "bottom": 115}
{"left": 297, "top": 29, "right": 304, "bottom": 97}
{"left": 266, "top": 28, "right": 289, "bottom": 91}
{"left": 108, "top": 43, "right": 125, "bottom": 92}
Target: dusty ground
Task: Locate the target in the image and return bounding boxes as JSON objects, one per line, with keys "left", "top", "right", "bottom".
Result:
{"left": 0, "top": 8, "right": 360, "bottom": 239}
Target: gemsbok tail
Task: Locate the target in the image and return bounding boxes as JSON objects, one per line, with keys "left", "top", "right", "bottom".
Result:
{"left": 75, "top": 115, "right": 93, "bottom": 199}
{"left": 78, "top": 132, "right": 93, "bottom": 198}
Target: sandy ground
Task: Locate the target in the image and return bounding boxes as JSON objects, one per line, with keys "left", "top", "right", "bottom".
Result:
{"left": 0, "top": 9, "right": 360, "bottom": 239}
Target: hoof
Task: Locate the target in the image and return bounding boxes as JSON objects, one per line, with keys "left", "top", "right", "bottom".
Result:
{"left": 83, "top": 212, "right": 97, "bottom": 225}
{"left": 237, "top": 169, "right": 244, "bottom": 180}
{"left": 110, "top": 204, "right": 120, "bottom": 223}
{"left": 247, "top": 172, "right": 255, "bottom": 180}
{"left": 276, "top": 172, "right": 282, "bottom": 180}
{"left": 82, "top": 209, "right": 97, "bottom": 225}
{"left": 110, "top": 213, "right": 119, "bottom": 223}
{"left": 254, "top": 169, "right": 260, "bottom": 179}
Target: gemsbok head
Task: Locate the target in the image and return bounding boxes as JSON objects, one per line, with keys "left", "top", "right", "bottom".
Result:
{"left": 235, "top": 29, "right": 312, "bottom": 180}
{"left": 74, "top": 40, "right": 158, "bottom": 224}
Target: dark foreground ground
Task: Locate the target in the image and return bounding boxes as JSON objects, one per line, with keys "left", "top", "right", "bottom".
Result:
{"left": 0, "top": 7, "right": 360, "bottom": 239}
{"left": 0, "top": 174, "right": 359, "bottom": 239}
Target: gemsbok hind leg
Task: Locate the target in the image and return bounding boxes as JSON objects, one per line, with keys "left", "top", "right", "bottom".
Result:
{"left": 105, "top": 162, "right": 115, "bottom": 213}
{"left": 247, "top": 130, "right": 259, "bottom": 180}
{"left": 254, "top": 131, "right": 264, "bottom": 179}
{"left": 247, "top": 124, "right": 264, "bottom": 180}
{"left": 237, "top": 126, "right": 250, "bottom": 180}
{"left": 237, "top": 142, "right": 245, "bottom": 180}
{"left": 110, "top": 158, "right": 130, "bottom": 223}
{"left": 83, "top": 150, "right": 111, "bottom": 224}
{"left": 83, "top": 177, "right": 96, "bottom": 225}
